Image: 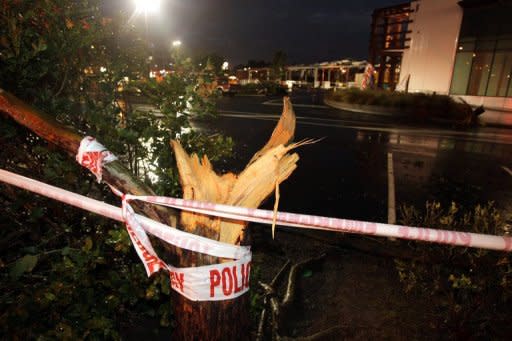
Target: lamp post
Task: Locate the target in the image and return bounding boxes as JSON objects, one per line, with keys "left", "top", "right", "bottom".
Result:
{"left": 171, "top": 40, "right": 182, "bottom": 64}
{"left": 134, "top": 0, "right": 161, "bottom": 15}
{"left": 131, "top": 0, "right": 162, "bottom": 78}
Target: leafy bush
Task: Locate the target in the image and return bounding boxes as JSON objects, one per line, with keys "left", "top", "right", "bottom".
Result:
{"left": 326, "top": 88, "right": 474, "bottom": 124}
{"left": 394, "top": 201, "right": 512, "bottom": 339}
{"left": 0, "top": 0, "right": 232, "bottom": 338}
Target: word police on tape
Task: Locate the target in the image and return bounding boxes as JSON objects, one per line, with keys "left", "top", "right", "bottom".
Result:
{"left": 3, "top": 136, "right": 512, "bottom": 299}
{"left": 77, "top": 137, "right": 252, "bottom": 301}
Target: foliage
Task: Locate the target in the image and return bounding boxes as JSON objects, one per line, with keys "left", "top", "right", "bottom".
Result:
{"left": 246, "top": 59, "right": 270, "bottom": 68}
{"left": 0, "top": 0, "right": 233, "bottom": 338}
{"left": 271, "top": 50, "right": 287, "bottom": 81}
{"left": 326, "top": 88, "right": 474, "bottom": 125}
{"left": 194, "top": 53, "right": 227, "bottom": 76}
{"left": 395, "top": 201, "right": 512, "bottom": 339}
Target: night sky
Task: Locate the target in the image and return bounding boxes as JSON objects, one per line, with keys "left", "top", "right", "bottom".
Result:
{"left": 114, "top": 0, "right": 407, "bottom": 66}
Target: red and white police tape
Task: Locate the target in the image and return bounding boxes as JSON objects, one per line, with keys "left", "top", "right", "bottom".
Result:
{"left": 76, "top": 136, "right": 117, "bottom": 182}
{"left": 76, "top": 137, "right": 252, "bottom": 301}
{"left": 0, "top": 168, "right": 251, "bottom": 301}
{"left": 2, "top": 137, "right": 512, "bottom": 300}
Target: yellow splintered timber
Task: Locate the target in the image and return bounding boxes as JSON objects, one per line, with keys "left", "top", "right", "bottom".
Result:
{"left": 171, "top": 97, "right": 312, "bottom": 245}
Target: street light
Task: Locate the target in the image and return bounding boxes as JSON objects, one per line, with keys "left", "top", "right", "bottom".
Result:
{"left": 172, "top": 40, "right": 182, "bottom": 48}
{"left": 134, "top": 0, "right": 161, "bottom": 15}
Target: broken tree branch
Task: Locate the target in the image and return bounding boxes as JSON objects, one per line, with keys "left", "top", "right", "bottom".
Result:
{"left": 170, "top": 96, "right": 301, "bottom": 245}
{"left": 0, "top": 89, "right": 178, "bottom": 226}
{"left": 257, "top": 253, "right": 327, "bottom": 340}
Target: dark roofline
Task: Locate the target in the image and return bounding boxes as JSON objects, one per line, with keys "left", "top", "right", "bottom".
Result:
{"left": 372, "top": 2, "right": 411, "bottom": 16}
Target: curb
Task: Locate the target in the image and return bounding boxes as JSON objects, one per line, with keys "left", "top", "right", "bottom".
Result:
{"left": 323, "top": 98, "right": 408, "bottom": 117}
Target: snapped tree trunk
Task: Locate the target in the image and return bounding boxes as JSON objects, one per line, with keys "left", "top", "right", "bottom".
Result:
{"left": 0, "top": 89, "right": 301, "bottom": 340}
{"left": 170, "top": 97, "right": 300, "bottom": 340}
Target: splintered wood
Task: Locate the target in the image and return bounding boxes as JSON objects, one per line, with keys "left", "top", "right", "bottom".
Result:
{"left": 171, "top": 96, "right": 300, "bottom": 245}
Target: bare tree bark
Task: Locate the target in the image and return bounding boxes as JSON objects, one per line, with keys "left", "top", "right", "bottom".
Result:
{"left": 169, "top": 97, "right": 300, "bottom": 340}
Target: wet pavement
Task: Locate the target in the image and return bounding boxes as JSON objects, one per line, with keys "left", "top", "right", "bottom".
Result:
{"left": 192, "top": 92, "right": 512, "bottom": 226}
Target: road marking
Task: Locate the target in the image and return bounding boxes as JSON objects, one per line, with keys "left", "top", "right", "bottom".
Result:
{"left": 216, "top": 110, "right": 512, "bottom": 145}
{"left": 502, "top": 166, "right": 512, "bottom": 177}
{"left": 387, "top": 152, "right": 396, "bottom": 225}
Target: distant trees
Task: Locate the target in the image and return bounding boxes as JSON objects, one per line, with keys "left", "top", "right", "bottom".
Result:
{"left": 247, "top": 59, "right": 270, "bottom": 68}
{"left": 271, "top": 50, "right": 287, "bottom": 81}
{"left": 195, "top": 53, "right": 227, "bottom": 75}
{"left": 236, "top": 50, "right": 288, "bottom": 82}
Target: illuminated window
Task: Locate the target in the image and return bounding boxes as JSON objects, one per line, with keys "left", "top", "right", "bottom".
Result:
{"left": 449, "top": 5, "right": 512, "bottom": 97}
{"left": 450, "top": 52, "right": 472, "bottom": 95}
{"left": 486, "top": 52, "right": 512, "bottom": 96}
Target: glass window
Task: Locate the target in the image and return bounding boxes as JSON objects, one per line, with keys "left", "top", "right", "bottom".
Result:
{"left": 467, "top": 52, "right": 493, "bottom": 96}
{"left": 457, "top": 40, "right": 475, "bottom": 52}
{"left": 450, "top": 52, "right": 473, "bottom": 95}
{"left": 486, "top": 52, "right": 512, "bottom": 96}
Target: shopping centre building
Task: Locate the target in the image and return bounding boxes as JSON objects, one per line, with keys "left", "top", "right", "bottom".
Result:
{"left": 370, "top": 0, "right": 512, "bottom": 121}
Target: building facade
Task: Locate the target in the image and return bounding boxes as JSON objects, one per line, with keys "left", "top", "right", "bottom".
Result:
{"left": 369, "top": 2, "right": 412, "bottom": 90}
{"left": 235, "top": 60, "right": 368, "bottom": 89}
{"left": 374, "top": 0, "right": 512, "bottom": 116}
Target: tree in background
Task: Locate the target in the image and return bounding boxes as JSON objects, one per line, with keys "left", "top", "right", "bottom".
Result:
{"left": 0, "top": 0, "right": 232, "bottom": 338}
{"left": 271, "top": 50, "right": 287, "bottom": 81}
{"left": 247, "top": 59, "right": 270, "bottom": 68}
{"left": 194, "top": 52, "right": 227, "bottom": 76}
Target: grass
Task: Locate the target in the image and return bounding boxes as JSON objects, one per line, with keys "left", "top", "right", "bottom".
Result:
{"left": 326, "top": 88, "right": 474, "bottom": 125}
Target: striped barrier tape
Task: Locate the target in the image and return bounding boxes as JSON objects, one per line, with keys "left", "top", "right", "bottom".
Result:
{"left": 2, "top": 138, "right": 512, "bottom": 299}
{"left": 75, "top": 137, "right": 252, "bottom": 301}
{"left": 0, "top": 168, "right": 251, "bottom": 301}
{"left": 72, "top": 136, "right": 512, "bottom": 253}
{"left": 126, "top": 194, "right": 512, "bottom": 252}
{"left": 76, "top": 136, "right": 117, "bottom": 182}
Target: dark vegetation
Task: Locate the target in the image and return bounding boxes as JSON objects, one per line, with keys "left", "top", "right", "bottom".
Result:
{"left": 395, "top": 201, "right": 512, "bottom": 339}
{"left": 1, "top": 1, "right": 510, "bottom": 340}
{"left": 326, "top": 88, "right": 477, "bottom": 125}
{"left": 0, "top": 1, "right": 232, "bottom": 338}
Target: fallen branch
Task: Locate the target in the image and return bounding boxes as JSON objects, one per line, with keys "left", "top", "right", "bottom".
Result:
{"left": 256, "top": 253, "right": 327, "bottom": 340}
{"left": 0, "top": 89, "right": 178, "bottom": 226}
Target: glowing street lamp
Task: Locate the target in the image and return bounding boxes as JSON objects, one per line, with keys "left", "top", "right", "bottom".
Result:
{"left": 222, "top": 61, "right": 229, "bottom": 71}
{"left": 134, "top": 0, "right": 161, "bottom": 15}
{"left": 172, "top": 40, "right": 182, "bottom": 48}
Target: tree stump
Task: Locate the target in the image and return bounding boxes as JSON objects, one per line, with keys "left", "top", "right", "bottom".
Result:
{"left": 170, "top": 96, "right": 301, "bottom": 340}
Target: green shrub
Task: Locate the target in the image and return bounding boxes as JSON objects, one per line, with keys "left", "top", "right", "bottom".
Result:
{"left": 395, "top": 201, "right": 512, "bottom": 338}
{"left": 326, "top": 88, "right": 473, "bottom": 125}
{"left": 0, "top": 1, "right": 232, "bottom": 338}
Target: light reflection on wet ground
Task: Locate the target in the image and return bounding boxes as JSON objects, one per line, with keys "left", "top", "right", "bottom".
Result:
{"left": 383, "top": 130, "right": 512, "bottom": 220}
{"left": 192, "top": 96, "right": 512, "bottom": 226}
